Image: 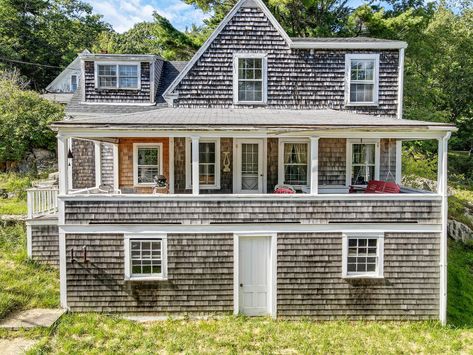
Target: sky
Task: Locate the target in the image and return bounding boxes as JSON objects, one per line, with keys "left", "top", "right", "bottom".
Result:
{"left": 83, "top": 0, "right": 210, "bottom": 33}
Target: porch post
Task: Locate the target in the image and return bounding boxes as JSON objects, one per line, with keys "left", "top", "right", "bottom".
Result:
{"left": 58, "top": 135, "right": 68, "bottom": 195}
{"left": 191, "top": 136, "right": 200, "bottom": 195}
{"left": 310, "top": 137, "right": 319, "bottom": 195}
{"left": 94, "top": 142, "right": 102, "bottom": 187}
{"left": 439, "top": 132, "right": 451, "bottom": 326}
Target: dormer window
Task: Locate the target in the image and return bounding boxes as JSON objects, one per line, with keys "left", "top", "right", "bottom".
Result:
{"left": 233, "top": 53, "right": 267, "bottom": 105}
{"left": 96, "top": 63, "right": 140, "bottom": 90}
{"left": 345, "top": 54, "right": 379, "bottom": 106}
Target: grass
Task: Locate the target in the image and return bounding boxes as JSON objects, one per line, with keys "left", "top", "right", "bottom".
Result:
{"left": 0, "top": 199, "right": 27, "bottom": 215}
{"left": 0, "top": 224, "right": 59, "bottom": 319}
{"left": 0, "top": 173, "right": 32, "bottom": 215}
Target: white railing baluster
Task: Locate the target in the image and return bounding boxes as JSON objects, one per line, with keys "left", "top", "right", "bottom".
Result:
{"left": 26, "top": 187, "right": 59, "bottom": 219}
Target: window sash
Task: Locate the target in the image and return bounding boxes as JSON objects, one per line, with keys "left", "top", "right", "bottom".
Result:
{"left": 346, "top": 57, "right": 377, "bottom": 104}
{"left": 345, "top": 237, "right": 381, "bottom": 276}
{"left": 136, "top": 146, "right": 161, "bottom": 185}
{"left": 236, "top": 57, "right": 264, "bottom": 103}
{"left": 351, "top": 143, "right": 376, "bottom": 185}
{"left": 283, "top": 143, "right": 309, "bottom": 186}
{"left": 97, "top": 64, "right": 139, "bottom": 89}
{"left": 186, "top": 140, "right": 220, "bottom": 189}
{"left": 129, "top": 239, "right": 163, "bottom": 277}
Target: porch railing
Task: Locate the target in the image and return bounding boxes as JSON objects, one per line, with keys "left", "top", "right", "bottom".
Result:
{"left": 27, "top": 187, "right": 59, "bottom": 219}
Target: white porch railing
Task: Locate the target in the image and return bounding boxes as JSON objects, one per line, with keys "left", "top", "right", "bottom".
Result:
{"left": 27, "top": 188, "right": 59, "bottom": 219}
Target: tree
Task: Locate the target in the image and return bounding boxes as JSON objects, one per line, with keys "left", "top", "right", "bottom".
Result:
{"left": 93, "top": 13, "right": 204, "bottom": 61}
{"left": 0, "top": 70, "right": 63, "bottom": 164}
{"left": 0, "top": 0, "right": 111, "bottom": 89}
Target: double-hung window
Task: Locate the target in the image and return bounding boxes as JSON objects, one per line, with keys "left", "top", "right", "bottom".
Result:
{"left": 342, "top": 233, "right": 384, "bottom": 278}
{"left": 125, "top": 235, "right": 167, "bottom": 280}
{"left": 233, "top": 54, "right": 267, "bottom": 104}
{"left": 186, "top": 138, "right": 220, "bottom": 189}
{"left": 133, "top": 143, "right": 163, "bottom": 186}
{"left": 345, "top": 54, "right": 379, "bottom": 105}
{"left": 96, "top": 63, "right": 140, "bottom": 89}
{"left": 347, "top": 139, "right": 380, "bottom": 186}
{"left": 279, "top": 141, "right": 309, "bottom": 187}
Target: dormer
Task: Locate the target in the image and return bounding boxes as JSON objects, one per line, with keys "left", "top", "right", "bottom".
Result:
{"left": 79, "top": 54, "right": 163, "bottom": 105}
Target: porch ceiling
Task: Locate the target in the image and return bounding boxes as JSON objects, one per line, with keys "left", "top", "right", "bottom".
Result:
{"left": 52, "top": 108, "right": 456, "bottom": 132}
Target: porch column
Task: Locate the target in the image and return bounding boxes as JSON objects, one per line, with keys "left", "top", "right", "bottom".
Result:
{"left": 191, "top": 136, "right": 200, "bottom": 195}
{"left": 58, "top": 135, "right": 68, "bottom": 195}
{"left": 310, "top": 137, "right": 320, "bottom": 195}
{"left": 438, "top": 132, "right": 451, "bottom": 326}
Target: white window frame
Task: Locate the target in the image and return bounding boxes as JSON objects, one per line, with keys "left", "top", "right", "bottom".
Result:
{"left": 342, "top": 233, "right": 384, "bottom": 279}
{"left": 124, "top": 234, "right": 168, "bottom": 281}
{"left": 346, "top": 138, "right": 380, "bottom": 187}
{"left": 345, "top": 54, "right": 380, "bottom": 106}
{"left": 133, "top": 143, "right": 163, "bottom": 187}
{"left": 233, "top": 53, "right": 268, "bottom": 105}
{"left": 278, "top": 138, "right": 310, "bottom": 189}
{"left": 185, "top": 138, "right": 221, "bottom": 190}
{"left": 95, "top": 62, "right": 141, "bottom": 90}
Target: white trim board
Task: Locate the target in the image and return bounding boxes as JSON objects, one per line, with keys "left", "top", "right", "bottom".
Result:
{"left": 59, "top": 223, "right": 442, "bottom": 235}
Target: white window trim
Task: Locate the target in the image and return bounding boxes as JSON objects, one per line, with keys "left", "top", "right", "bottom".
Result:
{"left": 124, "top": 234, "right": 168, "bottom": 281}
{"left": 133, "top": 143, "right": 163, "bottom": 187}
{"left": 185, "top": 138, "right": 221, "bottom": 190}
{"left": 278, "top": 138, "right": 310, "bottom": 189}
{"left": 342, "top": 233, "right": 384, "bottom": 279}
{"left": 94, "top": 62, "right": 141, "bottom": 90}
{"left": 346, "top": 138, "right": 380, "bottom": 187}
{"left": 233, "top": 53, "right": 268, "bottom": 105}
{"left": 345, "top": 54, "right": 380, "bottom": 106}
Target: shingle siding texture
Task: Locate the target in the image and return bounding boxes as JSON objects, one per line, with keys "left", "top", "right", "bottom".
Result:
{"left": 72, "top": 139, "right": 95, "bottom": 189}
{"left": 380, "top": 138, "right": 397, "bottom": 182}
{"left": 65, "top": 232, "right": 439, "bottom": 320}
{"left": 66, "top": 233, "right": 234, "bottom": 313}
{"left": 84, "top": 61, "right": 152, "bottom": 103}
{"left": 319, "top": 138, "right": 346, "bottom": 186}
{"left": 64, "top": 199, "right": 441, "bottom": 225}
{"left": 31, "top": 224, "right": 59, "bottom": 266}
{"left": 100, "top": 143, "right": 114, "bottom": 186}
{"left": 173, "top": 6, "right": 399, "bottom": 116}
{"left": 278, "top": 233, "right": 440, "bottom": 320}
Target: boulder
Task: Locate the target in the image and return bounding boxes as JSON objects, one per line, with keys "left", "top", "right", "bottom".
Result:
{"left": 448, "top": 219, "right": 473, "bottom": 243}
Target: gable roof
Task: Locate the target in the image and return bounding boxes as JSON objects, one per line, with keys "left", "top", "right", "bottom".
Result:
{"left": 163, "top": 0, "right": 407, "bottom": 104}
{"left": 162, "top": 0, "right": 290, "bottom": 104}
{"left": 45, "top": 49, "right": 90, "bottom": 92}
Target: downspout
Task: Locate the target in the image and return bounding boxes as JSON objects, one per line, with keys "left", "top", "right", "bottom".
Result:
{"left": 439, "top": 131, "right": 451, "bottom": 325}
{"left": 397, "top": 48, "right": 405, "bottom": 120}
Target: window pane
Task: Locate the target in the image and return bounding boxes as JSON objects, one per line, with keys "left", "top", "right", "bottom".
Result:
{"left": 138, "top": 148, "right": 158, "bottom": 165}
{"left": 98, "top": 65, "right": 116, "bottom": 76}
{"left": 199, "top": 143, "right": 215, "bottom": 164}
{"left": 99, "top": 76, "right": 117, "bottom": 88}
{"left": 237, "top": 57, "right": 263, "bottom": 102}
{"left": 119, "top": 65, "right": 137, "bottom": 77}
{"left": 119, "top": 77, "right": 138, "bottom": 88}
{"left": 130, "top": 240, "right": 163, "bottom": 277}
{"left": 346, "top": 238, "right": 379, "bottom": 275}
{"left": 138, "top": 167, "right": 158, "bottom": 184}
{"left": 350, "top": 83, "right": 374, "bottom": 103}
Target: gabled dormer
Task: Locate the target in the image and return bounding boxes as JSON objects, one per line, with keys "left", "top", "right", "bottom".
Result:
{"left": 164, "top": 0, "right": 407, "bottom": 118}
{"left": 80, "top": 53, "right": 163, "bottom": 105}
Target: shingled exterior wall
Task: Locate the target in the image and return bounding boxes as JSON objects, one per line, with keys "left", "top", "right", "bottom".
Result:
{"left": 100, "top": 143, "right": 114, "bottom": 187}
{"left": 72, "top": 139, "right": 95, "bottom": 189}
{"left": 172, "top": 6, "right": 399, "bottom": 116}
{"left": 64, "top": 231, "right": 440, "bottom": 320}
{"left": 319, "top": 138, "right": 346, "bottom": 186}
{"left": 30, "top": 224, "right": 59, "bottom": 266}
{"left": 83, "top": 61, "right": 152, "bottom": 103}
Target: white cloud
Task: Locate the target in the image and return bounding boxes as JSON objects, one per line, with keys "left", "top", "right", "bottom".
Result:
{"left": 84, "top": 0, "right": 209, "bottom": 33}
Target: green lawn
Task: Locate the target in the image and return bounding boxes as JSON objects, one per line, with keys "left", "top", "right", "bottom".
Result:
{"left": 0, "top": 225, "right": 472, "bottom": 353}
{"left": 0, "top": 198, "right": 27, "bottom": 215}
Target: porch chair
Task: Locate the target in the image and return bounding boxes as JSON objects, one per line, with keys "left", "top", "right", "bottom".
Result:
{"left": 273, "top": 184, "right": 296, "bottom": 194}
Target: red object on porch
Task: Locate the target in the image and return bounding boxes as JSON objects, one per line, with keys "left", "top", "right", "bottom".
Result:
{"left": 273, "top": 185, "right": 296, "bottom": 194}
{"left": 364, "top": 180, "right": 400, "bottom": 194}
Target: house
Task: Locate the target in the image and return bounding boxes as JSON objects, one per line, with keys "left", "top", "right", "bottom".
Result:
{"left": 26, "top": 0, "right": 456, "bottom": 323}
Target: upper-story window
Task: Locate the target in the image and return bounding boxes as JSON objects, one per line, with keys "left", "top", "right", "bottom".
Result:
{"left": 96, "top": 63, "right": 140, "bottom": 90}
{"left": 233, "top": 54, "right": 267, "bottom": 104}
{"left": 345, "top": 54, "right": 379, "bottom": 106}
{"left": 70, "top": 75, "right": 78, "bottom": 92}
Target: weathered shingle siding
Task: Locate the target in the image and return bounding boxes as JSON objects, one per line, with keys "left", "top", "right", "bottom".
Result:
{"left": 172, "top": 6, "right": 399, "bottom": 116}
{"left": 65, "top": 231, "right": 439, "bottom": 319}
{"left": 267, "top": 138, "right": 279, "bottom": 191}
{"left": 84, "top": 61, "right": 152, "bottom": 103}
{"left": 64, "top": 199, "right": 441, "bottom": 225}
{"left": 278, "top": 232, "right": 440, "bottom": 320}
{"left": 66, "top": 233, "right": 234, "bottom": 313}
{"left": 31, "top": 224, "right": 59, "bottom": 266}
{"left": 72, "top": 139, "right": 95, "bottom": 189}
{"left": 319, "top": 138, "right": 346, "bottom": 186}
{"left": 100, "top": 143, "right": 114, "bottom": 186}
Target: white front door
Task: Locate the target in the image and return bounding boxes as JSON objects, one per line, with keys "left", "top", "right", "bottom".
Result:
{"left": 234, "top": 139, "right": 264, "bottom": 193}
{"left": 238, "top": 236, "right": 270, "bottom": 316}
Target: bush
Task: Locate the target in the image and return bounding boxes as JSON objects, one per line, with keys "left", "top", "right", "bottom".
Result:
{"left": 0, "top": 173, "right": 32, "bottom": 200}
